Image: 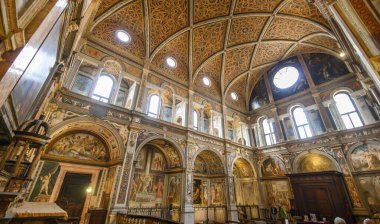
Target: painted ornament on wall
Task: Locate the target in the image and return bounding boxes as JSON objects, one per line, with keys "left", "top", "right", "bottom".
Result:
{"left": 357, "top": 175, "right": 380, "bottom": 215}
{"left": 29, "top": 161, "right": 60, "bottom": 202}
{"left": 211, "top": 182, "right": 225, "bottom": 205}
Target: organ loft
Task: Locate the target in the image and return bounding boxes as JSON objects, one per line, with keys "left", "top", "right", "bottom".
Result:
{"left": 0, "top": 0, "right": 380, "bottom": 223}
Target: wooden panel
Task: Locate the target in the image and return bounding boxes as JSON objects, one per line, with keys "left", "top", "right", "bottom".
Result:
{"left": 288, "top": 171, "right": 353, "bottom": 223}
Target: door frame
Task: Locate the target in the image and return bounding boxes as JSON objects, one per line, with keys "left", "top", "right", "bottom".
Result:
{"left": 49, "top": 163, "right": 102, "bottom": 223}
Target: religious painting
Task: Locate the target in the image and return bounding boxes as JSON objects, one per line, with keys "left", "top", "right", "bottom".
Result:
{"left": 296, "top": 153, "right": 337, "bottom": 173}
{"left": 249, "top": 78, "right": 269, "bottom": 111}
{"left": 268, "top": 57, "right": 309, "bottom": 101}
{"left": 151, "top": 152, "right": 164, "bottom": 171}
{"left": 135, "top": 148, "right": 146, "bottom": 169}
{"left": 303, "top": 53, "right": 349, "bottom": 85}
{"left": 48, "top": 133, "right": 107, "bottom": 161}
{"left": 10, "top": 15, "right": 62, "bottom": 124}
{"left": 129, "top": 173, "right": 165, "bottom": 207}
{"left": 71, "top": 74, "right": 93, "bottom": 96}
{"left": 265, "top": 180, "right": 292, "bottom": 210}
{"left": 239, "top": 181, "right": 259, "bottom": 205}
{"left": 261, "top": 157, "right": 286, "bottom": 177}
{"left": 356, "top": 174, "right": 380, "bottom": 216}
{"left": 29, "top": 161, "right": 60, "bottom": 202}
{"left": 163, "top": 106, "right": 173, "bottom": 122}
{"left": 168, "top": 174, "right": 181, "bottom": 205}
{"left": 350, "top": 143, "right": 380, "bottom": 172}
{"left": 211, "top": 182, "right": 225, "bottom": 205}
{"left": 193, "top": 179, "right": 203, "bottom": 205}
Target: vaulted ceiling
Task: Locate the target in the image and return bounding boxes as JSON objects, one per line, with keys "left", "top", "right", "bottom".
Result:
{"left": 89, "top": 0, "right": 342, "bottom": 112}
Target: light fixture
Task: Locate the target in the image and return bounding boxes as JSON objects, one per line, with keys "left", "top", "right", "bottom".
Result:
{"left": 231, "top": 92, "right": 238, "bottom": 101}
{"left": 202, "top": 76, "right": 211, "bottom": 86}
{"left": 86, "top": 186, "right": 93, "bottom": 193}
{"left": 339, "top": 51, "right": 345, "bottom": 58}
{"left": 116, "top": 30, "right": 131, "bottom": 43}
{"left": 166, "top": 57, "right": 177, "bottom": 68}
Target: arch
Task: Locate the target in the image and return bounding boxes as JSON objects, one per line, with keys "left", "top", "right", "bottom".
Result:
{"left": 134, "top": 135, "right": 185, "bottom": 169}
{"left": 192, "top": 149, "right": 226, "bottom": 175}
{"left": 232, "top": 157, "right": 256, "bottom": 178}
{"left": 48, "top": 117, "right": 125, "bottom": 161}
{"left": 292, "top": 150, "right": 341, "bottom": 173}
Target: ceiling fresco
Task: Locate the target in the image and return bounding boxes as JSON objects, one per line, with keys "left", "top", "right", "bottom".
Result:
{"left": 90, "top": 0, "right": 342, "bottom": 111}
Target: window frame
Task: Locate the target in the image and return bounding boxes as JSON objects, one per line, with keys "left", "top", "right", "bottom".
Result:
{"left": 333, "top": 91, "right": 364, "bottom": 129}
{"left": 147, "top": 94, "right": 161, "bottom": 118}
{"left": 71, "top": 72, "right": 94, "bottom": 96}
{"left": 91, "top": 74, "right": 115, "bottom": 103}
{"left": 261, "top": 118, "right": 277, "bottom": 146}
{"left": 291, "top": 106, "right": 313, "bottom": 139}
{"left": 193, "top": 110, "right": 199, "bottom": 130}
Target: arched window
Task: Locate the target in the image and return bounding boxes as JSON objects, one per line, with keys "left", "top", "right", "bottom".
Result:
{"left": 262, "top": 118, "right": 276, "bottom": 146}
{"left": 148, "top": 94, "right": 161, "bottom": 118}
{"left": 193, "top": 110, "right": 199, "bottom": 130}
{"left": 292, "top": 107, "right": 312, "bottom": 139}
{"left": 92, "top": 75, "right": 114, "bottom": 103}
{"left": 334, "top": 92, "right": 363, "bottom": 129}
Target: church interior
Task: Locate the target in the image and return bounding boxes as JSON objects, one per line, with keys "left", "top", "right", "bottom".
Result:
{"left": 0, "top": 0, "right": 380, "bottom": 223}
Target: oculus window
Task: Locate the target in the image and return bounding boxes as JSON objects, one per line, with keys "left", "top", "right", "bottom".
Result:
{"left": 292, "top": 107, "right": 312, "bottom": 139}
{"left": 148, "top": 94, "right": 161, "bottom": 118}
{"left": 273, "top": 66, "right": 299, "bottom": 89}
{"left": 202, "top": 77, "right": 211, "bottom": 86}
{"left": 334, "top": 92, "right": 363, "bottom": 129}
{"left": 92, "top": 75, "right": 114, "bottom": 103}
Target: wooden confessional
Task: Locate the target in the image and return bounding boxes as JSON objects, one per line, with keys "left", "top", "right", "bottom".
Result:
{"left": 287, "top": 171, "right": 354, "bottom": 223}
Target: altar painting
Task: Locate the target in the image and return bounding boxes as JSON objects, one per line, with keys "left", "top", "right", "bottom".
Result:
{"left": 167, "top": 174, "right": 181, "bottom": 205}
{"left": 129, "top": 173, "right": 165, "bottom": 207}
{"left": 262, "top": 157, "right": 286, "bottom": 177}
{"left": 356, "top": 174, "right": 380, "bottom": 215}
{"left": 265, "top": 180, "right": 291, "bottom": 211}
{"left": 211, "top": 181, "right": 225, "bottom": 205}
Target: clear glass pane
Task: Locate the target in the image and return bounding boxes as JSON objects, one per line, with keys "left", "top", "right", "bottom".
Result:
{"left": 298, "top": 127, "right": 307, "bottom": 139}
{"left": 265, "top": 134, "right": 272, "bottom": 146}
{"left": 115, "top": 90, "right": 127, "bottom": 106}
{"left": 293, "top": 107, "right": 308, "bottom": 125}
{"left": 334, "top": 93, "right": 356, "bottom": 114}
{"left": 271, "top": 133, "right": 277, "bottom": 144}
{"left": 304, "top": 125, "right": 312, "bottom": 138}
{"left": 273, "top": 66, "right": 299, "bottom": 89}
{"left": 148, "top": 95, "right": 160, "bottom": 117}
{"left": 262, "top": 119, "right": 271, "bottom": 134}
{"left": 148, "top": 113, "right": 158, "bottom": 118}
{"left": 193, "top": 110, "right": 198, "bottom": 129}
{"left": 349, "top": 112, "right": 363, "bottom": 128}
{"left": 341, "top": 114, "right": 354, "bottom": 129}
{"left": 93, "top": 75, "right": 113, "bottom": 99}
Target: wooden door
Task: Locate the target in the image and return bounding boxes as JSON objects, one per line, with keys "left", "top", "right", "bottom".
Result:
{"left": 56, "top": 172, "right": 92, "bottom": 218}
{"left": 288, "top": 171, "right": 354, "bottom": 223}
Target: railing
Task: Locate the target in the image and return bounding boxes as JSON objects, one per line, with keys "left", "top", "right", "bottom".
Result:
{"left": 116, "top": 212, "right": 181, "bottom": 224}
{"left": 127, "top": 207, "right": 181, "bottom": 222}
{"left": 194, "top": 205, "right": 227, "bottom": 224}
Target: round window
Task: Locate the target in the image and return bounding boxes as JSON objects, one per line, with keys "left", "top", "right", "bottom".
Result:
{"left": 273, "top": 66, "right": 299, "bottom": 89}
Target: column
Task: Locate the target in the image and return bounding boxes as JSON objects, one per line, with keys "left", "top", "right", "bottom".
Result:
{"left": 182, "top": 141, "right": 195, "bottom": 223}
{"left": 134, "top": 68, "right": 149, "bottom": 112}
{"left": 110, "top": 128, "right": 137, "bottom": 211}
{"left": 225, "top": 150, "right": 238, "bottom": 222}
{"left": 271, "top": 108, "right": 285, "bottom": 142}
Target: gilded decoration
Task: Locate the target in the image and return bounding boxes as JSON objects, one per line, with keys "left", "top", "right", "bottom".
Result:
{"left": 194, "top": 0, "right": 231, "bottom": 23}
{"left": 92, "top": 0, "right": 145, "bottom": 60}
{"left": 228, "top": 16, "right": 268, "bottom": 47}
{"left": 223, "top": 46, "right": 255, "bottom": 89}
{"left": 192, "top": 21, "right": 227, "bottom": 70}
{"left": 233, "top": 158, "right": 254, "bottom": 178}
{"left": 47, "top": 133, "right": 108, "bottom": 161}
{"left": 234, "top": 0, "right": 281, "bottom": 14}
{"left": 88, "top": 0, "right": 344, "bottom": 112}
{"left": 148, "top": 0, "right": 189, "bottom": 52}
{"left": 151, "top": 32, "right": 189, "bottom": 84}
{"left": 295, "top": 153, "right": 338, "bottom": 173}
{"left": 193, "top": 54, "right": 222, "bottom": 101}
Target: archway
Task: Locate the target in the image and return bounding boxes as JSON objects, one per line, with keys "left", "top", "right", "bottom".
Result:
{"left": 233, "top": 158, "right": 259, "bottom": 206}
{"left": 128, "top": 138, "right": 183, "bottom": 221}
{"left": 193, "top": 150, "right": 226, "bottom": 223}
{"left": 293, "top": 151, "right": 340, "bottom": 173}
